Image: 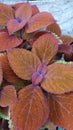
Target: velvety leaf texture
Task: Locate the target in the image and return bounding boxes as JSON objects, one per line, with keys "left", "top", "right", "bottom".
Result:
{"left": 0, "top": 85, "right": 17, "bottom": 107}
{"left": 0, "top": 31, "right": 23, "bottom": 51}
{"left": 15, "top": 3, "right": 32, "bottom": 20}
{"left": 47, "top": 23, "right": 61, "bottom": 36}
{"left": 8, "top": 49, "right": 41, "bottom": 80}
{"left": 0, "top": 3, "right": 14, "bottom": 26}
{"left": 32, "top": 33, "right": 59, "bottom": 64}
{"left": 25, "top": 12, "right": 55, "bottom": 33}
{"left": 10, "top": 85, "right": 49, "bottom": 130}
{"left": 7, "top": 3, "right": 32, "bottom": 34}
{"left": 41, "top": 63, "right": 73, "bottom": 94}
{"left": 0, "top": 54, "right": 22, "bottom": 84}
{"left": 7, "top": 19, "right": 28, "bottom": 34}
{"left": 48, "top": 93, "right": 73, "bottom": 130}
{"left": 0, "top": 65, "right": 3, "bottom": 85}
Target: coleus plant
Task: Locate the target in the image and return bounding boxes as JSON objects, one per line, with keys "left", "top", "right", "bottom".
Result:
{"left": 0, "top": 2, "right": 73, "bottom": 130}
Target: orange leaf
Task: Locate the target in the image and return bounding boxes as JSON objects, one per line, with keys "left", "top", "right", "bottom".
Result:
{"left": 41, "top": 63, "right": 73, "bottom": 94}
{"left": 32, "top": 33, "right": 58, "bottom": 64}
{"left": 30, "top": 31, "right": 48, "bottom": 46}
{"left": 31, "top": 5, "right": 40, "bottom": 16}
{"left": 8, "top": 3, "right": 32, "bottom": 34}
{"left": 0, "top": 65, "right": 3, "bottom": 85}
{"left": 8, "top": 49, "right": 41, "bottom": 80}
{"left": 47, "top": 23, "right": 61, "bottom": 36}
{"left": 0, "top": 31, "right": 23, "bottom": 51}
{"left": 0, "top": 85, "right": 17, "bottom": 107}
{"left": 15, "top": 3, "right": 32, "bottom": 20}
{"left": 25, "top": 12, "right": 55, "bottom": 33}
{"left": 0, "top": 54, "right": 22, "bottom": 84}
{"left": 10, "top": 84, "right": 49, "bottom": 130}
{"left": 60, "top": 35, "right": 73, "bottom": 44}
{"left": 48, "top": 92, "right": 73, "bottom": 130}
{"left": 0, "top": 3, "right": 14, "bottom": 26}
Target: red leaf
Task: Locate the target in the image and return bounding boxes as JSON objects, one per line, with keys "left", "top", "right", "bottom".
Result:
{"left": 31, "top": 5, "right": 40, "bottom": 16}
{"left": 0, "top": 65, "right": 3, "bottom": 85}
{"left": 58, "top": 44, "right": 73, "bottom": 62}
{"left": 32, "top": 33, "right": 58, "bottom": 64}
{"left": 15, "top": 3, "right": 32, "bottom": 20}
{"left": 58, "top": 44, "right": 72, "bottom": 55}
{"left": 41, "top": 63, "right": 73, "bottom": 94}
{"left": 0, "top": 3, "right": 14, "bottom": 26}
{"left": 0, "top": 29, "right": 6, "bottom": 32}
{"left": 0, "top": 85, "right": 17, "bottom": 107}
{"left": 47, "top": 23, "right": 61, "bottom": 36}
{"left": 11, "top": 2, "right": 24, "bottom": 10}
{"left": 48, "top": 92, "right": 73, "bottom": 130}
{"left": 10, "top": 84, "right": 49, "bottom": 130}
{"left": 0, "top": 54, "right": 21, "bottom": 84}
{"left": 25, "top": 12, "right": 55, "bottom": 33}
{"left": 8, "top": 49, "right": 41, "bottom": 80}
{"left": 0, "top": 31, "right": 23, "bottom": 51}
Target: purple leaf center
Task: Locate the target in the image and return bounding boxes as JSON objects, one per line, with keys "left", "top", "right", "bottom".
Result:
{"left": 32, "top": 63, "right": 48, "bottom": 86}
{"left": 16, "top": 17, "right": 22, "bottom": 23}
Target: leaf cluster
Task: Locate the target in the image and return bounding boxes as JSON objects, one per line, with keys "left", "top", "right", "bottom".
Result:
{"left": 0, "top": 2, "right": 73, "bottom": 130}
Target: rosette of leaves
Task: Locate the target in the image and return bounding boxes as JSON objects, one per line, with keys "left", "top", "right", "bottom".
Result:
{"left": 0, "top": 2, "right": 73, "bottom": 130}
{"left": 6, "top": 33, "right": 73, "bottom": 130}
{"left": 0, "top": 2, "right": 55, "bottom": 85}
